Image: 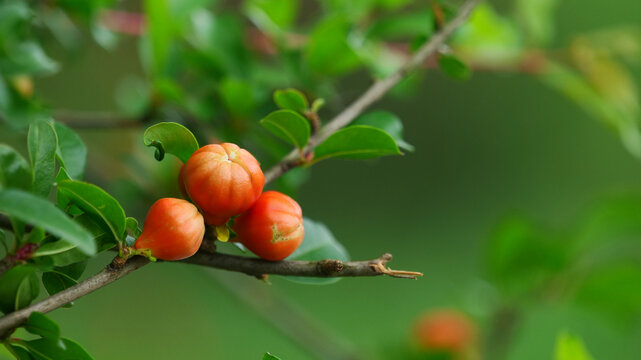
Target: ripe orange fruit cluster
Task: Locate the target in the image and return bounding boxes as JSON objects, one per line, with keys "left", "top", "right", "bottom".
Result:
{"left": 134, "top": 143, "right": 304, "bottom": 261}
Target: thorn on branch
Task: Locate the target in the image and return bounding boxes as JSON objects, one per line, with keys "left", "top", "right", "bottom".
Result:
{"left": 369, "top": 253, "right": 423, "bottom": 279}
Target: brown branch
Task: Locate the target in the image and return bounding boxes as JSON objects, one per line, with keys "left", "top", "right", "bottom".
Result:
{"left": 0, "top": 251, "right": 419, "bottom": 337}
{"left": 264, "top": 0, "right": 481, "bottom": 183}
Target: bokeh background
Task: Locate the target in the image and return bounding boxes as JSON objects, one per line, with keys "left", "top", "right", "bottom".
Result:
{"left": 2, "top": 0, "right": 641, "bottom": 359}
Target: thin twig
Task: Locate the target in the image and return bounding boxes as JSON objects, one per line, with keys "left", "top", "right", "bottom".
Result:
{"left": 263, "top": 0, "right": 481, "bottom": 183}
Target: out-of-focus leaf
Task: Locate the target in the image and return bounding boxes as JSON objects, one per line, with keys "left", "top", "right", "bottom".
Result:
{"left": 260, "top": 110, "right": 311, "bottom": 150}
{"left": 0, "top": 144, "right": 31, "bottom": 190}
{"left": 285, "top": 218, "right": 349, "bottom": 285}
{"left": 574, "top": 263, "right": 641, "bottom": 322}
{"left": 143, "top": 0, "right": 175, "bottom": 78}
{"left": 57, "top": 180, "right": 127, "bottom": 241}
{"left": 28, "top": 121, "right": 57, "bottom": 197}
{"left": 438, "top": 54, "right": 472, "bottom": 80}
{"left": 7, "top": 42, "right": 59, "bottom": 76}
{"left": 515, "top": 0, "right": 559, "bottom": 46}
{"left": 451, "top": 3, "right": 523, "bottom": 65}
{"left": 0, "top": 189, "right": 95, "bottom": 255}
{"left": 555, "top": 332, "right": 594, "bottom": 360}
{"left": 306, "top": 17, "right": 360, "bottom": 76}
{"left": 352, "top": 110, "right": 414, "bottom": 151}
{"left": 53, "top": 122, "right": 87, "bottom": 180}
{"left": 539, "top": 61, "right": 641, "bottom": 159}
{"left": 25, "top": 312, "right": 60, "bottom": 340}
{"left": 273, "top": 88, "right": 308, "bottom": 113}
{"left": 365, "top": 10, "right": 433, "bottom": 40}
{"left": 0, "top": 264, "right": 39, "bottom": 314}
{"left": 22, "top": 338, "right": 94, "bottom": 360}
{"left": 143, "top": 122, "right": 199, "bottom": 163}
{"left": 245, "top": 0, "right": 299, "bottom": 34}
{"left": 0, "top": 2, "right": 31, "bottom": 35}
{"left": 486, "top": 217, "right": 568, "bottom": 296}
{"left": 312, "top": 125, "right": 401, "bottom": 163}
{"left": 220, "top": 77, "right": 256, "bottom": 119}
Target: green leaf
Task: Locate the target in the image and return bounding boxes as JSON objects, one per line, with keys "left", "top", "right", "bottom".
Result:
{"left": 555, "top": 332, "right": 594, "bottom": 360}
{"left": 260, "top": 110, "right": 311, "bottom": 150}
{"left": 22, "top": 338, "right": 94, "bottom": 360}
{"left": 273, "top": 89, "right": 309, "bottom": 113}
{"left": 32, "top": 240, "right": 76, "bottom": 257}
{"left": 143, "top": 122, "right": 199, "bottom": 163}
{"left": 312, "top": 125, "right": 401, "bottom": 163}
{"left": 8, "top": 345, "right": 33, "bottom": 360}
{"left": 438, "top": 54, "right": 472, "bottom": 80}
{"left": 263, "top": 352, "right": 282, "bottom": 360}
{"left": 0, "top": 264, "right": 39, "bottom": 314}
{"left": 0, "top": 144, "right": 31, "bottom": 191}
{"left": 25, "top": 312, "right": 60, "bottom": 340}
{"left": 28, "top": 121, "right": 58, "bottom": 197}
{"left": 53, "top": 122, "right": 87, "bottom": 180}
{"left": 57, "top": 180, "right": 127, "bottom": 241}
{"left": 0, "top": 189, "right": 95, "bottom": 255}
{"left": 352, "top": 110, "right": 414, "bottom": 151}
{"left": 42, "top": 271, "right": 78, "bottom": 297}
{"left": 285, "top": 218, "right": 350, "bottom": 285}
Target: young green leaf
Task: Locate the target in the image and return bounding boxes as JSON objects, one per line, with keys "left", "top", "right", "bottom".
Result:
{"left": 25, "top": 312, "right": 61, "bottom": 340}
{"left": 352, "top": 110, "right": 414, "bottom": 151}
{"left": 53, "top": 122, "right": 87, "bottom": 180}
{"left": 57, "top": 180, "right": 127, "bottom": 241}
{"left": 126, "top": 217, "right": 142, "bottom": 237}
{"left": 312, "top": 125, "right": 401, "bottom": 163}
{"left": 28, "top": 120, "right": 58, "bottom": 197}
{"left": 555, "top": 332, "right": 595, "bottom": 360}
{"left": 284, "top": 218, "right": 350, "bottom": 285}
{"left": 0, "top": 264, "right": 39, "bottom": 314}
{"left": 0, "top": 189, "right": 96, "bottom": 255}
{"left": 143, "top": 122, "right": 199, "bottom": 163}
{"left": 0, "top": 144, "right": 31, "bottom": 191}
{"left": 22, "top": 338, "right": 94, "bottom": 360}
{"left": 273, "top": 88, "right": 309, "bottom": 113}
{"left": 260, "top": 110, "right": 311, "bottom": 150}
{"left": 42, "top": 271, "right": 78, "bottom": 297}
{"left": 438, "top": 54, "right": 472, "bottom": 80}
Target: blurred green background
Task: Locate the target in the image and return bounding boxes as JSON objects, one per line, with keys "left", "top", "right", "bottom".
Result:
{"left": 2, "top": 0, "right": 641, "bottom": 359}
